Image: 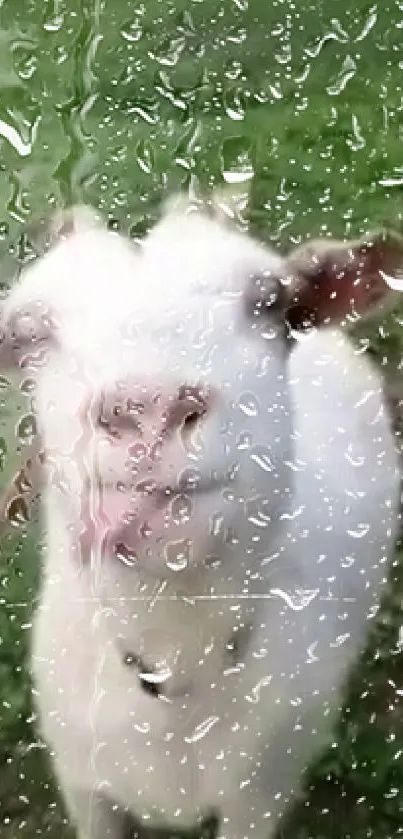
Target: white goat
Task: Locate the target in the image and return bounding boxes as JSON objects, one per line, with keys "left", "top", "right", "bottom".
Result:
{"left": 0, "top": 197, "right": 401, "bottom": 839}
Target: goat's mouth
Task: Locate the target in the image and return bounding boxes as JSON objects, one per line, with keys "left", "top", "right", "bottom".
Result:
{"left": 92, "top": 474, "right": 226, "bottom": 504}
{"left": 80, "top": 476, "right": 225, "bottom": 545}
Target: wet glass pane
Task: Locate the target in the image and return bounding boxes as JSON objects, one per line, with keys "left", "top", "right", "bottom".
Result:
{"left": 0, "top": 1, "right": 403, "bottom": 838}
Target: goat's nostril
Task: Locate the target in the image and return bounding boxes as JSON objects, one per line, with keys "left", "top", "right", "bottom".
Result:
{"left": 139, "top": 675, "right": 162, "bottom": 698}
{"left": 121, "top": 649, "right": 167, "bottom": 698}
{"left": 183, "top": 411, "right": 201, "bottom": 430}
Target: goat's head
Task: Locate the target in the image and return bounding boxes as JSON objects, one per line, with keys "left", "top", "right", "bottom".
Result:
{"left": 0, "top": 197, "right": 402, "bottom": 602}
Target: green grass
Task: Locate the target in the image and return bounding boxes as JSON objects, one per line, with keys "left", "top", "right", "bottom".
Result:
{"left": 1, "top": 0, "right": 403, "bottom": 836}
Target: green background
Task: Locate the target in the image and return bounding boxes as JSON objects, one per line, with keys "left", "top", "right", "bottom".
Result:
{"left": 1, "top": 0, "right": 403, "bottom": 836}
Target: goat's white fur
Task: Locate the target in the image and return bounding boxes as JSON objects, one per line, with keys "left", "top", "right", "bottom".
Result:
{"left": 0, "top": 199, "right": 400, "bottom": 839}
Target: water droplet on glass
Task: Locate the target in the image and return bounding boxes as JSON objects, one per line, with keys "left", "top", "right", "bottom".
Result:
{"left": 221, "top": 136, "right": 254, "bottom": 184}
{"left": 210, "top": 512, "right": 225, "bottom": 538}
{"left": 114, "top": 542, "right": 138, "bottom": 567}
{"left": 149, "top": 36, "right": 186, "bottom": 68}
{"left": 327, "top": 55, "right": 357, "bottom": 96}
{"left": 136, "top": 138, "right": 155, "bottom": 175}
{"left": 20, "top": 377, "right": 36, "bottom": 394}
{"left": 184, "top": 715, "right": 220, "bottom": 743}
{"left": 250, "top": 445, "right": 274, "bottom": 472}
{"left": 17, "top": 413, "right": 37, "bottom": 445}
{"left": 246, "top": 675, "right": 272, "bottom": 704}
{"left": 236, "top": 431, "right": 252, "bottom": 450}
{"left": 345, "top": 447, "right": 365, "bottom": 467}
{"left": 6, "top": 495, "right": 29, "bottom": 528}
{"left": 170, "top": 494, "right": 192, "bottom": 525}
{"left": 246, "top": 496, "right": 272, "bottom": 528}
{"left": 238, "top": 391, "right": 259, "bottom": 417}
{"left": 121, "top": 17, "right": 143, "bottom": 43}
{"left": 223, "top": 86, "right": 246, "bottom": 121}
{"left": 347, "top": 522, "right": 371, "bottom": 539}
{"left": 346, "top": 114, "right": 365, "bottom": 151}
{"left": 355, "top": 5, "right": 377, "bottom": 42}
{"left": 341, "top": 555, "right": 355, "bottom": 568}
{"left": 43, "top": 12, "right": 64, "bottom": 31}
{"left": 13, "top": 47, "right": 38, "bottom": 81}
{"left": 165, "top": 538, "right": 192, "bottom": 571}
{"left": 178, "top": 468, "right": 202, "bottom": 493}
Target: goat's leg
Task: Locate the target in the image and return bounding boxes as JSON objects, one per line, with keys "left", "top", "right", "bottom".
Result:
{"left": 61, "top": 784, "right": 129, "bottom": 839}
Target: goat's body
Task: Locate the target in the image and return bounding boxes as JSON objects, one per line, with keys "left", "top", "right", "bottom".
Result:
{"left": 31, "top": 326, "right": 400, "bottom": 839}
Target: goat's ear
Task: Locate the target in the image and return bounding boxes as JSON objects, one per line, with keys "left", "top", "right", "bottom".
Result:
{"left": 0, "top": 204, "right": 102, "bottom": 372}
{"left": 284, "top": 229, "right": 403, "bottom": 331}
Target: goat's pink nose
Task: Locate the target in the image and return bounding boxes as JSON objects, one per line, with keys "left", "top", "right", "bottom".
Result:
{"left": 96, "top": 382, "right": 212, "bottom": 440}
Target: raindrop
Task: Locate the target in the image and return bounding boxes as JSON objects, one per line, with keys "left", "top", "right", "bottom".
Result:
{"left": 341, "top": 555, "right": 355, "bottom": 568}
{"left": 114, "top": 543, "right": 138, "bottom": 567}
{"left": 164, "top": 538, "right": 192, "bottom": 571}
{"left": 346, "top": 114, "right": 365, "bottom": 151}
{"left": 209, "top": 512, "right": 225, "bottom": 538}
{"left": 221, "top": 136, "right": 254, "bottom": 184}
{"left": 149, "top": 36, "right": 186, "bottom": 68}
{"left": 178, "top": 467, "right": 202, "bottom": 493}
{"left": 125, "top": 97, "right": 159, "bottom": 125}
{"left": 245, "top": 675, "right": 273, "bottom": 704}
{"left": 174, "top": 121, "right": 201, "bottom": 170}
{"left": 121, "top": 17, "right": 143, "bottom": 43}
{"left": 17, "top": 413, "right": 37, "bottom": 446}
{"left": 238, "top": 391, "right": 259, "bottom": 417}
{"left": 0, "top": 112, "right": 41, "bottom": 158}
{"left": 0, "top": 375, "right": 11, "bottom": 390}
{"left": 223, "top": 86, "right": 246, "bottom": 121}
{"left": 236, "top": 432, "right": 252, "bottom": 450}
{"left": 43, "top": 12, "right": 64, "bottom": 31}
{"left": 345, "top": 447, "right": 365, "bottom": 467}
{"left": 326, "top": 55, "right": 357, "bottom": 96}
{"left": 13, "top": 48, "right": 38, "bottom": 81}
{"left": 305, "top": 25, "right": 348, "bottom": 59}
{"left": 6, "top": 495, "right": 30, "bottom": 528}
{"left": 250, "top": 445, "right": 274, "bottom": 472}
{"left": 136, "top": 138, "right": 155, "bottom": 175}
{"left": 347, "top": 523, "right": 371, "bottom": 538}
{"left": 19, "top": 377, "right": 35, "bottom": 395}
{"left": 246, "top": 496, "right": 272, "bottom": 528}
{"left": 355, "top": 6, "right": 377, "bottom": 42}
{"left": 224, "top": 59, "right": 243, "bottom": 81}
{"left": 184, "top": 715, "right": 220, "bottom": 743}
{"left": 170, "top": 494, "right": 192, "bottom": 525}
